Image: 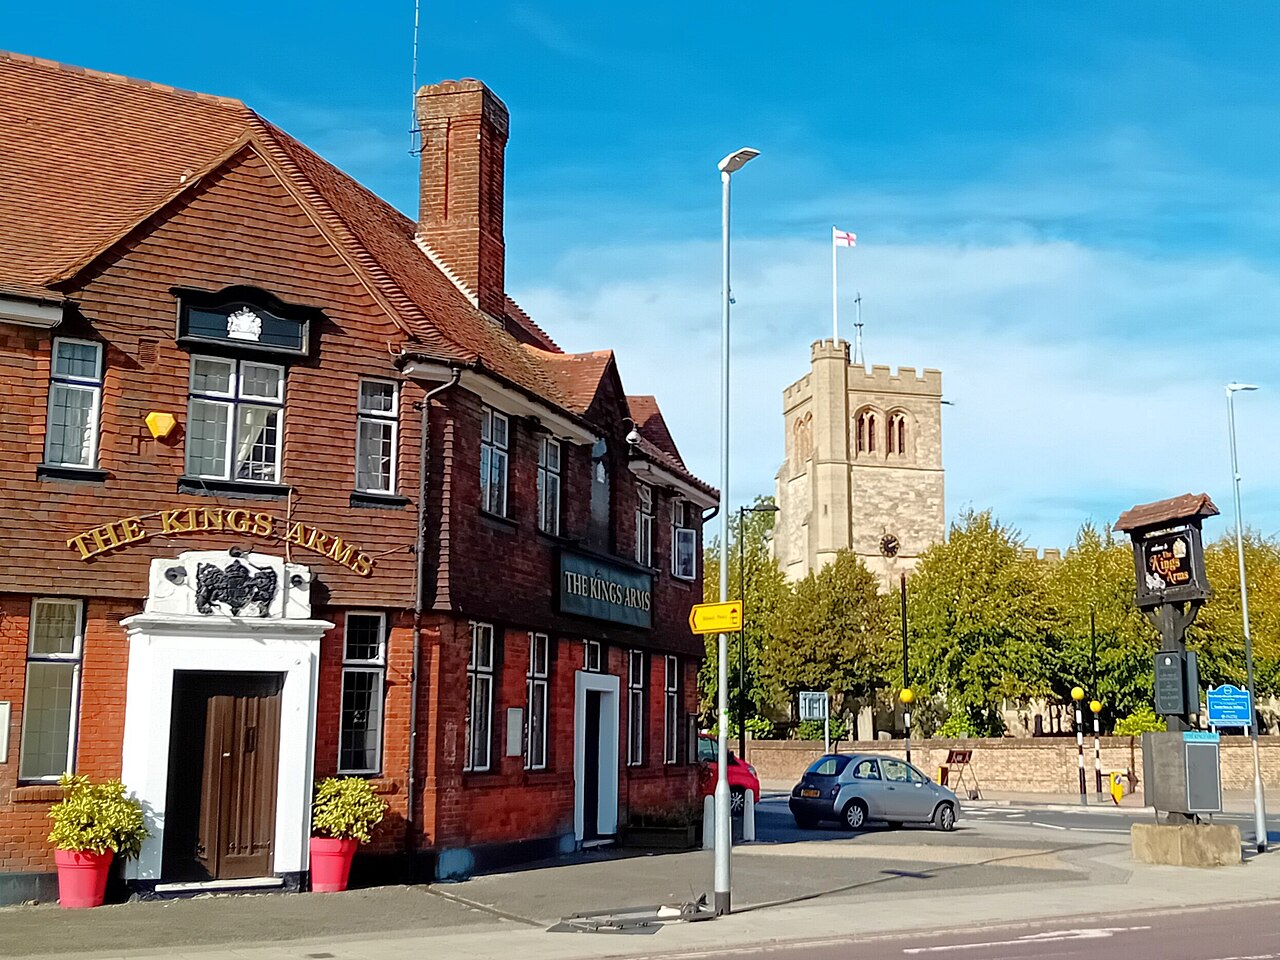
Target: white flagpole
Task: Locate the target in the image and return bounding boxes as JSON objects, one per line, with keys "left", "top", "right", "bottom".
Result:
{"left": 832, "top": 226, "right": 839, "bottom": 342}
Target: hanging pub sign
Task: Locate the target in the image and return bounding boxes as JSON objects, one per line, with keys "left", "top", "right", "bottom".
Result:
{"left": 65, "top": 506, "right": 376, "bottom": 576}
{"left": 1116, "top": 493, "right": 1218, "bottom": 609}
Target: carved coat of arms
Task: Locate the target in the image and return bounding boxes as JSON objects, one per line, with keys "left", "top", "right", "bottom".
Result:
{"left": 195, "top": 560, "right": 278, "bottom": 616}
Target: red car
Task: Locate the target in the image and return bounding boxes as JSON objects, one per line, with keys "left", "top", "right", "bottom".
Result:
{"left": 697, "top": 734, "right": 761, "bottom": 815}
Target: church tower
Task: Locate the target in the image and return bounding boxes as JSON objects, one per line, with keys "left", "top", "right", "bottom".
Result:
{"left": 773, "top": 338, "right": 945, "bottom": 587}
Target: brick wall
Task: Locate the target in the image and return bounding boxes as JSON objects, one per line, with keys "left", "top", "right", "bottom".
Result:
{"left": 0, "top": 596, "right": 132, "bottom": 875}
{"left": 0, "top": 148, "right": 422, "bottom": 606}
{"left": 746, "top": 736, "right": 1280, "bottom": 794}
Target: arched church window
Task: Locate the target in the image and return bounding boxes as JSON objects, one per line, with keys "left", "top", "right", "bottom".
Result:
{"left": 887, "top": 412, "right": 907, "bottom": 456}
{"left": 855, "top": 409, "right": 879, "bottom": 455}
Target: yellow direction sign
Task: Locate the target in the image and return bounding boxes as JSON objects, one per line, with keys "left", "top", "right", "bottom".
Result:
{"left": 688, "top": 600, "right": 743, "bottom": 634}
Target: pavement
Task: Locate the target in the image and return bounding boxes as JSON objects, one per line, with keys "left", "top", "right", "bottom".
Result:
{"left": 6, "top": 791, "right": 1280, "bottom": 960}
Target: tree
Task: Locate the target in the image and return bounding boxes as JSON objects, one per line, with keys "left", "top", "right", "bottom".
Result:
{"left": 699, "top": 496, "right": 788, "bottom": 728}
{"left": 1191, "top": 532, "right": 1280, "bottom": 699}
{"left": 1046, "top": 523, "right": 1156, "bottom": 724}
{"left": 759, "top": 549, "right": 892, "bottom": 723}
{"left": 908, "top": 510, "right": 1055, "bottom": 735}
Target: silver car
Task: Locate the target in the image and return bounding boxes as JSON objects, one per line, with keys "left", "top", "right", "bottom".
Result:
{"left": 788, "top": 753, "right": 960, "bottom": 831}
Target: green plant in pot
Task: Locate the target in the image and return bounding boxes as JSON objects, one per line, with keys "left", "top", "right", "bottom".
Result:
{"left": 47, "top": 774, "right": 148, "bottom": 909}
{"left": 309, "top": 776, "right": 387, "bottom": 892}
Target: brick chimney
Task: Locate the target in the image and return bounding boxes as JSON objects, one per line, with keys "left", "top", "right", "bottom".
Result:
{"left": 415, "top": 79, "right": 509, "bottom": 318}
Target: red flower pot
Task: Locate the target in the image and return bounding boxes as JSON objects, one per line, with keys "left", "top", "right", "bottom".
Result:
{"left": 54, "top": 848, "right": 113, "bottom": 909}
{"left": 309, "top": 837, "right": 358, "bottom": 892}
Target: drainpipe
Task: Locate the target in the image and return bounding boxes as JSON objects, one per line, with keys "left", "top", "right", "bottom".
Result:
{"left": 406, "top": 367, "right": 461, "bottom": 856}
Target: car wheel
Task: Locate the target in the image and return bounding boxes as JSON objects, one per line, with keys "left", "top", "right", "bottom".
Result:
{"left": 933, "top": 802, "right": 956, "bottom": 832}
{"left": 842, "top": 799, "right": 868, "bottom": 831}
{"left": 730, "top": 787, "right": 746, "bottom": 817}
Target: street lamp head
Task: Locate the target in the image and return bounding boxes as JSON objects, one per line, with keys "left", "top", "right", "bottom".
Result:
{"left": 749, "top": 504, "right": 780, "bottom": 514}
{"left": 899, "top": 688, "right": 914, "bottom": 705}
{"left": 1227, "top": 382, "right": 1259, "bottom": 396}
{"left": 718, "top": 147, "right": 761, "bottom": 175}
{"left": 1090, "top": 700, "right": 1102, "bottom": 714}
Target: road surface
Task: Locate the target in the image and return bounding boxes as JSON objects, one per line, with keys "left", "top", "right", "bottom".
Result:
{"left": 689, "top": 900, "right": 1280, "bottom": 959}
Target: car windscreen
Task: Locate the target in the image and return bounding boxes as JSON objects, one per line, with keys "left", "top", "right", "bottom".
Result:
{"left": 804, "top": 755, "right": 851, "bottom": 777}
{"left": 697, "top": 738, "right": 716, "bottom": 763}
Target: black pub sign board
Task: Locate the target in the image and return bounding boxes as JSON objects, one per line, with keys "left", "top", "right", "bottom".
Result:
{"left": 1116, "top": 494, "right": 1218, "bottom": 610}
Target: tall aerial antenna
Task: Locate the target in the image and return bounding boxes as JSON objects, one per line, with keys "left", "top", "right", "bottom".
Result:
{"left": 409, "top": 0, "right": 422, "bottom": 154}
{"left": 853, "top": 291, "right": 865, "bottom": 366}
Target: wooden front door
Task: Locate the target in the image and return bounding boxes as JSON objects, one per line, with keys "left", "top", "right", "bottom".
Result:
{"left": 192, "top": 675, "right": 282, "bottom": 880}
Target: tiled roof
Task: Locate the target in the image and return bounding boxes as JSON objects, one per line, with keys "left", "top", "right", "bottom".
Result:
{"left": 627, "top": 395, "right": 686, "bottom": 469}
{"left": 534, "top": 349, "right": 614, "bottom": 415}
{"left": 1115, "top": 493, "right": 1219, "bottom": 533}
{"left": 0, "top": 51, "right": 254, "bottom": 290}
{"left": 0, "top": 50, "right": 712, "bottom": 498}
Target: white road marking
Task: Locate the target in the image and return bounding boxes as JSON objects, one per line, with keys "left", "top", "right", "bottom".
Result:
{"left": 902, "top": 925, "right": 1152, "bottom": 953}
{"left": 1031, "top": 821, "right": 1067, "bottom": 830}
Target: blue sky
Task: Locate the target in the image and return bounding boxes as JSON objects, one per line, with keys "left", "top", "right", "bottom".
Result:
{"left": 9, "top": 3, "right": 1280, "bottom": 548}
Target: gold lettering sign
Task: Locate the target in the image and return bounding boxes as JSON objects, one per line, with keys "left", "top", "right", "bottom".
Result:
{"left": 66, "top": 508, "right": 376, "bottom": 576}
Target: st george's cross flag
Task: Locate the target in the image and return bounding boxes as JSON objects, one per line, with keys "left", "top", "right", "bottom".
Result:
{"left": 832, "top": 227, "right": 857, "bottom": 247}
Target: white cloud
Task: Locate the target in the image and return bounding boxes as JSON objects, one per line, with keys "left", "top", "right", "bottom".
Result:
{"left": 515, "top": 236, "right": 1280, "bottom": 549}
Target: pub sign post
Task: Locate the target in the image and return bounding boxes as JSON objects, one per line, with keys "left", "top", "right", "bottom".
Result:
{"left": 1116, "top": 493, "right": 1218, "bottom": 733}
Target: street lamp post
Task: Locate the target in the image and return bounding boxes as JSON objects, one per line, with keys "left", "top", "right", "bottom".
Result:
{"left": 738, "top": 503, "right": 779, "bottom": 760}
{"left": 715, "top": 146, "right": 759, "bottom": 916}
{"left": 1071, "top": 686, "right": 1087, "bottom": 806}
{"left": 1227, "top": 381, "right": 1267, "bottom": 854}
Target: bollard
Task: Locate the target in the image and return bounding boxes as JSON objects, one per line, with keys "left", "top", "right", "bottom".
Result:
{"left": 742, "top": 789, "right": 756, "bottom": 842}
{"left": 702, "top": 794, "right": 715, "bottom": 850}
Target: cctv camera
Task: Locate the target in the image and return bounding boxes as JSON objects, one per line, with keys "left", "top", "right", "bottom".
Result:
{"left": 625, "top": 428, "right": 641, "bottom": 447}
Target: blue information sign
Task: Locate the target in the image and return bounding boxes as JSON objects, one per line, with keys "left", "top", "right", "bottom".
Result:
{"left": 1206, "top": 684, "right": 1252, "bottom": 727}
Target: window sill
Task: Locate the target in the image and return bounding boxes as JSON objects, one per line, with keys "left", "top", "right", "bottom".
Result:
{"left": 178, "top": 476, "right": 292, "bottom": 500}
{"left": 669, "top": 576, "right": 695, "bottom": 589}
{"left": 350, "top": 491, "right": 410, "bottom": 510}
{"left": 479, "top": 510, "right": 518, "bottom": 532}
{"left": 37, "top": 464, "right": 108, "bottom": 483}
{"left": 11, "top": 784, "right": 63, "bottom": 803}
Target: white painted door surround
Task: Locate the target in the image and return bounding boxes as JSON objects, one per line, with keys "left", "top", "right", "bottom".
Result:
{"left": 119, "top": 551, "right": 332, "bottom": 881}
{"left": 573, "top": 670, "right": 620, "bottom": 841}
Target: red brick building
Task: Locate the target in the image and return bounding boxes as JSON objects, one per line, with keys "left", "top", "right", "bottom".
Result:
{"left": 0, "top": 53, "right": 715, "bottom": 902}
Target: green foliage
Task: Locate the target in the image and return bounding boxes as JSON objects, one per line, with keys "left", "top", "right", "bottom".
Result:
{"left": 936, "top": 709, "right": 1004, "bottom": 739}
{"left": 909, "top": 510, "right": 1055, "bottom": 719}
{"left": 311, "top": 777, "right": 388, "bottom": 843}
{"left": 796, "top": 717, "right": 848, "bottom": 741}
{"left": 47, "top": 774, "right": 148, "bottom": 858}
{"left": 761, "top": 550, "right": 892, "bottom": 713}
{"left": 1046, "top": 523, "right": 1157, "bottom": 718}
{"left": 1114, "top": 705, "right": 1166, "bottom": 736}
{"left": 700, "top": 497, "right": 788, "bottom": 723}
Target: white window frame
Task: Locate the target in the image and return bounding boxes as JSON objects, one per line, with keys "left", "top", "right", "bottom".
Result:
{"left": 583, "top": 639, "right": 603, "bottom": 673}
{"left": 664, "top": 656, "right": 679, "bottom": 764}
{"left": 525, "top": 632, "right": 549, "bottom": 770}
{"left": 635, "top": 484, "right": 653, "bottom": 567}
{"left": 185, "top": 355, "right": 285, "bottom": 483}
{"left": 537, "top": 437, "right": 561, "bottom": 536}
{"left": 480, "top": 406, "right": 509, "bottom": 517}
{"left": 465, "top": 622, "right": 496, "bottom": 772}
{"left": 44, "top": 338, "right": 103, "bottom": 469}
{"left": 627, "top": 649, "right": 646, "bottom": 766}
{"left": 18, "top": 599, "right": 84, "bottom": 782}
{"left": 671, "top": 499, "right": 697, "bottom": 581}
{"left": 355, "top": 379, "right": 399, "bottom": 493}
{"left": 337, "top": 611, "right": 387, "bottom": 775}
